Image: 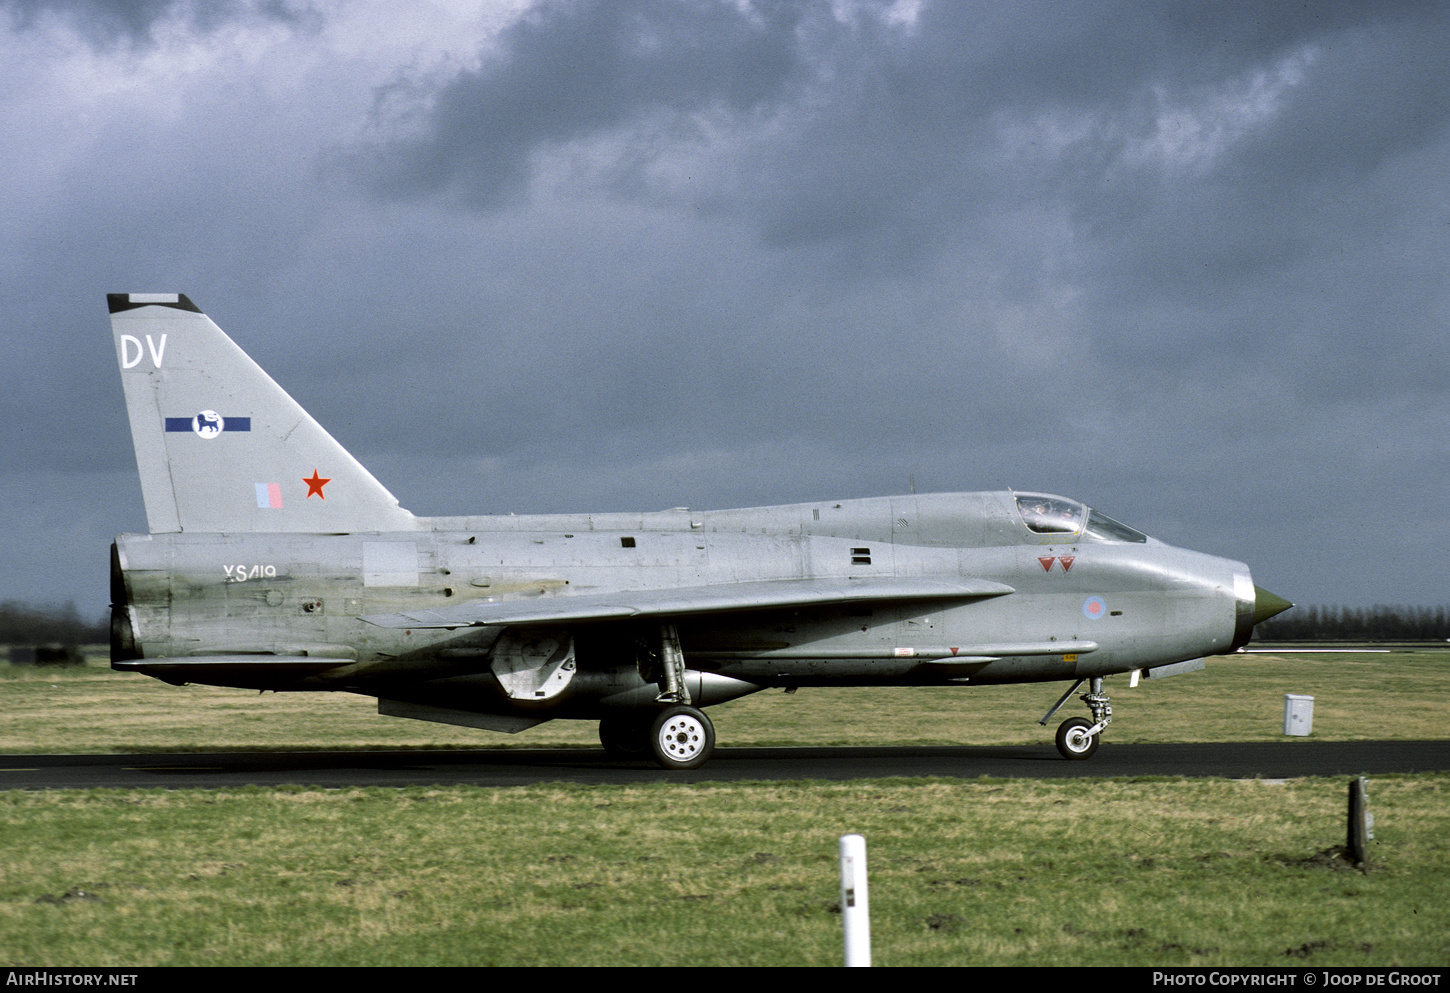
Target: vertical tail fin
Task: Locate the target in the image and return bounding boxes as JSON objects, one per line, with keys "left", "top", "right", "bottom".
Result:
{"left": 109, "top": 293, "right": 415, "bottom": 533}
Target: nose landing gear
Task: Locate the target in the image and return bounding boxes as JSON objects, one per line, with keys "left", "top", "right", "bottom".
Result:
{"left": 1040, "top": 676, "right": 1112, "bottom": 760}
{"left": 1055, "top": 717, "right": 1099, "bottom": 759}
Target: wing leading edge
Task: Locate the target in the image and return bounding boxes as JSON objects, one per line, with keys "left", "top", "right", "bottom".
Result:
{"left": 361, "top": 576, "right": 1015, "bottom": 629}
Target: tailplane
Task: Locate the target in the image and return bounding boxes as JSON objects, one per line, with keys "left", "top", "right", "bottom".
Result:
{"left": 109, "top": 293, "right": 415, "bottom": 533}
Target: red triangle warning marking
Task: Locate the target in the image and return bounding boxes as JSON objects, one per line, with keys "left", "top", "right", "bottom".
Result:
{"left": 1059, "top": 555, "right": 1075, "bottom": 571}
{"left": 1039, "top": 556, "right": 1056, "bottom": 572}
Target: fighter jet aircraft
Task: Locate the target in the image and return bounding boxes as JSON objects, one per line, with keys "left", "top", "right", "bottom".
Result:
{"left": 107, "top": 293, "right": 1292, "bottom": 768}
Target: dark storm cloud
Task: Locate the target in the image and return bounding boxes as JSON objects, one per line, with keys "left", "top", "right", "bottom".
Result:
{"left": 359, "top": 0, "right": 810, "bottom": 208}
{"left": 1, "top": 0, "right": 311, "bottom": 47}
{"left": 354, "top": 0, "right": 1450, "bottom": 277}
{"left": 3, "top": 0, "right": 183, "bottom": 44}
{"left": 342, "top": 0, "right": 1450, "bottom": 416}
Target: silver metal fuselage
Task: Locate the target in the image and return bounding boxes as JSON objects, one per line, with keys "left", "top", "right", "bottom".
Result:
{"left": 115, "top": 490, "right": 1250, "bottom": 713}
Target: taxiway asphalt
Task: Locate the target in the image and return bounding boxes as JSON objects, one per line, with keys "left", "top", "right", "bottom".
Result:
{"left": 2, "top": 739, "right": 1447, "bottom": 789}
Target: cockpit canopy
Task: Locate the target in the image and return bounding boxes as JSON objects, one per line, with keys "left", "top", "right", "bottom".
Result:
{"left": 1014, "top": 493, "right": 1148, "bottom": 543}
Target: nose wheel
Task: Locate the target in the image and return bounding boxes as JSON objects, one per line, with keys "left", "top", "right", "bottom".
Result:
{"left": 1055, "top": 717, "right": 1099, "bottom": 760}
{"left": 1041, "top": 676, "right": 1112, "bottom": 760}
{"left": 651, "top": 705, "right": 715, "bottom": 770}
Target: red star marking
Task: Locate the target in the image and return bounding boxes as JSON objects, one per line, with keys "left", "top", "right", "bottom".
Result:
{"left": 303, "top": 470, "right": 331, "bottom": 499}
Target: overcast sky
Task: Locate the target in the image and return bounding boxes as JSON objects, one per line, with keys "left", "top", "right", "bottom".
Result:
{"left": 3, "top": 0, "right": 1447, "bottom": 620}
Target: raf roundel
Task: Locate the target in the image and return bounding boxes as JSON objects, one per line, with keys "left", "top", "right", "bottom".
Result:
{"left": 1082, "top": 595, "right": 1107, "bottom": 620}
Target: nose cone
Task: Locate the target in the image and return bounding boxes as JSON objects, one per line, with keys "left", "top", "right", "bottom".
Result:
{"left": 1231, "top": 575, "right": 1294, "bottom": 652}
{"left": 1253, "top": 586, "right": 1293, "bottom": 626}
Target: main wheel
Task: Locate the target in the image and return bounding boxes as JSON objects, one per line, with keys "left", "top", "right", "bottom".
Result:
{"left": 650, "top": 705, "right": 715, "bottom": 770}
{"left": 598, "top": 715, "right": 651, "bottom": 758}
{"left": 1055, "top": 717, "right": 1100, "bottom": 760}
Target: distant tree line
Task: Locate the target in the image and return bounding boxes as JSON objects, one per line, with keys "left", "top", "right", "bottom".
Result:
{"left": 1255, "top": 604, "right": 1450, "bottom": 643}
{"left": 0, "top": 601, "right": 109, "bottom": 647}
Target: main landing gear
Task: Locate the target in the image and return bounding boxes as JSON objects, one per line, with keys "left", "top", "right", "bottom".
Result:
{"left": 646, "top": 623, "right": 715, "bottom": 769}
{"left": 598, "top": 705, "right": 716, "bottom": 770}
{"left": 650, "top": 705, "right": 715, "bottom": 770}
{"left": 1040, "top": 676, "right": 1113, "bottom": 760}
{"left": 598, "top": 715, "right": 651, "bottom": 758}
{"left": 601, "top": 622, "right": 717, "bottom": 769}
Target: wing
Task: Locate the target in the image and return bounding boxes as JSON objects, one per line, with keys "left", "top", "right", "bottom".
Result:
{"left": 361, "top": 576, "right": 1014, "bottom": 629}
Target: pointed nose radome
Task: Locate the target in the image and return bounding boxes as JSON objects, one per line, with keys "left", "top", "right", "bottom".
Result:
{"left": 1253, "top": 586, "right": 1294, "bottom": 626}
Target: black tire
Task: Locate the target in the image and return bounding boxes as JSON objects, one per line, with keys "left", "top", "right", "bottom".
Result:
{"left": 598, "top": 715, "right": 652, "bottom": 758}
{"left": 1055, "top": 717, "right": 1099, "bottom": 760}
{"left": 650, "top": 705, "right": 715, "bottom": 770}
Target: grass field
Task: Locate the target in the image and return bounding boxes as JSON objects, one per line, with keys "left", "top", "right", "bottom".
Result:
{"left": 1, "top": 647, "right": 1447, "bottom": 752}
{"left": 1, "top": 648, "right": 1447, "bottom": 967}
{"left": 1, "top": 777, "right": 1446, "bottom": 967}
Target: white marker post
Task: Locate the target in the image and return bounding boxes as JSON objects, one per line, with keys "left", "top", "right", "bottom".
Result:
{"left": 839, "top": 834, "right": 871, "bottom": 967}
